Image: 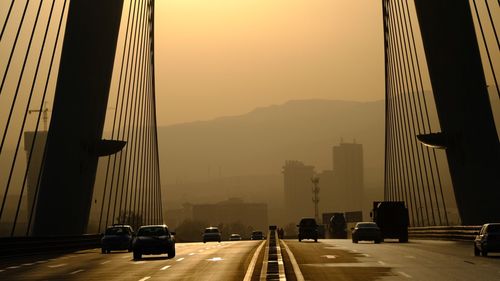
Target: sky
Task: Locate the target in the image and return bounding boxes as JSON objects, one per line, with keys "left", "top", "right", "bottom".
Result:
{"left": 153, "top": 0, "right": 384, "bottom": 126}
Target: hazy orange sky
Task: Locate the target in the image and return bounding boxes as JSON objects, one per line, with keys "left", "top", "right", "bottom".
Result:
{"left": 154, "top": 0, "right": 384, "bottom": 125}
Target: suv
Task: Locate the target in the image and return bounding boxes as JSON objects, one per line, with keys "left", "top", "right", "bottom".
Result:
{"left": 474, "top": 223, "right": 500, "bottom": 257}
{"left": 132, "top": 225, "right": 175, "bottom": 260}
{"left": 297, "top": 217, "right": 319, "bottom": 242}
{"left": 203, "top": 227, "right": 221, "bottom": 243}
{"left": 251, "top": 231, "right": 264, "bottom": 240}
{"left": 101, "top": 224, "right": 134, "bottom": 253}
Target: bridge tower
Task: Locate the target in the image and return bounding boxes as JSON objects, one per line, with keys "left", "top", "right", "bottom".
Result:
{"left": 32, "top": 0, "right": 126, "bottom": 235}
{"left": 413, "top": 1, "right": 500, "bottom": 224}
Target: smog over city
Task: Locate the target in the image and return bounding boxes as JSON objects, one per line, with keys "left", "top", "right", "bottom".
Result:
{"left": 0, "top": 1, "right": 500, "bottom": 280}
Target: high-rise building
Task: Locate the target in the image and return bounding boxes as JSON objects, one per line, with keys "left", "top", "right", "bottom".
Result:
{"left": 332, "top": 142, "right": 363, "bottom": 213}
{"left": 282, "top": 160, "right": 315, "bottom": 224}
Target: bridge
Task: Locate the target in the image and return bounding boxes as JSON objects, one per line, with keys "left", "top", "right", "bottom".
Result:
{"left": 0, "top": 0, "right": 499, "bottom": 280}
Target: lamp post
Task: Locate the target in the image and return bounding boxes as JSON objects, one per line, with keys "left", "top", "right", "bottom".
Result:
{"left": 311, "top": 177, "right": 320, "bottom": 222}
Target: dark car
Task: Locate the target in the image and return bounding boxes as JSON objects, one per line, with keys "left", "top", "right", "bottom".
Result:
{"left": 474, "top": 223, "right": 500, "bottom": 257}
{"left": 251, "top": 231, "right": 264, "bottom": 240}
{"left": 203, "top": 227, "right": 222, "bottom": 243}
{"left": 329, "top": 213, "right": 347, "bottom": 239}
{"left": 297, "top": 217, "right": 318, "bottom": 242}
{"left": 352, "top": 222, "right": 382, "bottom": 243}
{"left": 101, "top": 225, "right": 134, "bottom": 253}
{"left": 132, "top": 225, "right": 175, "bottom": 260}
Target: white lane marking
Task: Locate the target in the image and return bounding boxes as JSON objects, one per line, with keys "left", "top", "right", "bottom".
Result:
{"left": 134, "top": 261, "right": 146, "bottom": 264}
{"left": 176, "top": 258, "right": 185, "bottom": 262}
{"left": 122, "top": 255, "right": 130, "bottom": 259}
{"left": 48, "top": 263, "right": 67, "bottom": 268}
{"left": 362, "top": 254, "right": 370, "bottom": 257}
{"left": 188, "top": 253, "right": 195, "bottom": 256}
{"left": 7, "top": 266, "right": 20, "bottom": 269}
{"left": 35, "top": 260, "right": 48, "bottom": 264}
{"left": 398, "top": 271, "right": 412, "bottom": 278}
{"left": 69, "top": 269, "right": 84, "bottom": 275}
{"left": 207, "top": 257, "right": 223, "bottom": 261}
{"left": 243, "top": 240, "right": 265, "bottom": 281}
{"left": 160, "top": 265, "right": 171, "bottom": 271}
{"left": 281, "top": 240, "right": 305, "bottom": 281}
{"left": 100, "top": 261, "right": 111, "bottom": 265}
{"left": 138, "top": 277, "right": 151, "bottom": 281}
{"left": 22, "top": 263, "right": 34, "bottom": 266}
{"left": 378, "top": 261, "right": 386, "bottom": 266}
{"left": 404, "top": 255, "right": 416, "bottom": 259}
{"left": 321, "top": 255, "right": 337, "bottom": 259}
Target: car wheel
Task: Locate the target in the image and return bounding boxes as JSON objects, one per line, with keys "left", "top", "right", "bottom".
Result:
{"left": 133, "top": 251, "right": 142, "bottom": 260}
{"left": 375, "top": 239, "right": 381, "bottom": 244}
{"left": 352, "top": 239, "right": 358, "bottom": 243}
{"left": 474, "top": 245, "right": 480, "bottom": 256}
{"left": 314, "top": 238, "right": 318, "bottom": 242}
{"left": 101, "top": 248, "right": 106, "bottom": 254}
{"left": 168, "top": 247, "right": 176, "bottom": 259}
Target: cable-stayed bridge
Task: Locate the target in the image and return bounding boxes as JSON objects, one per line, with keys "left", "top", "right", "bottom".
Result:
{"left": 0, "top": 1, "right": 499, "bottom": 280}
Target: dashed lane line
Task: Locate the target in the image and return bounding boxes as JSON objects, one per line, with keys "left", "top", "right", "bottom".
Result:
{"left": 377, "top": 261, "right": 386, "bottom": 266}
{"left": 176, "top": 258, "right": 185, "bottom": 262}
{"left": 398, "top": 271, "right": 412, "bottom": 278}
{"left": 48, "top": 264, "right": 67, "bottom": 268}
{"left": 160, "top": 265, "right": 171, "bottom": 271}
{"left": 100, "top": 261, "right": 111, "bottom": 265}
{"left": 69, "top": 269, "right": 85, "bottom": 275}
{"left": 188, "top": 253, "right": 195, "bottom": 256}
{"left": 7, "top": 266, "right": 20, "bottom": 269}
{"left": 138, "top": 277, "right": 151, "bottom": 281}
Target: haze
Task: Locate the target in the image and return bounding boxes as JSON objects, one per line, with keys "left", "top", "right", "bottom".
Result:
{"left": 154, "top": 0, "right": 384, "bottom": 125}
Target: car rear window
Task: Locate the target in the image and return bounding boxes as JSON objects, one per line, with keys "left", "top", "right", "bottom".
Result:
{"left": 300, "top": 219, "right": 317, "bottom": 226}
{"left": 138, "top": 227, "right": 167, "bottom": 236}
{"left": 105, "top": 227, "right": 130, "bottom": 235}
{"left": 205, "top": 228, "right": 220, "bottom": 233}
{"left": 488, "top": 224, "right": 500, "bottom": 232}
{"left": 357, "top": 223, "right": 378, "bottom": 228}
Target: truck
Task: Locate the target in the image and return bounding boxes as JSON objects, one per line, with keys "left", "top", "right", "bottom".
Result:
{"left": 329, "top": 213, "right": 348, "bottom": 239}
{"left": 371, "top": 201, "right": 409, "bottom": 242}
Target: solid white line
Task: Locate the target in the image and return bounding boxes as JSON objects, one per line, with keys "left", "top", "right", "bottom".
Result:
{"left": 160, "top": 265, "right": 171, "bottom": 271}
{"left": 48, "top": 263, "right": 67, "bottom": 268}
{"left": 69, "top": 269, "right": 84, "bottom": 275}
{"left": 281, "top": 240, "right": 305, "bottom": 281}
{"left": 176, "top": 258, "right": 185, "bottom": 262}
{"left": 398, "top": 271, "right": 412, "bottom": 278}
{"left": 242, "top": 240, "right": 265, "bottom": 281}
{"left": 138, "top": 277, "right": 151, "bottom": 281}
{"left": 100, "top": 261, "right": 110, "bottom": 265}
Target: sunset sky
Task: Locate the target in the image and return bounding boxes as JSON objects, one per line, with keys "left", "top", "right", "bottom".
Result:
{"left": 154, "top": 0, "right": 384, "bottom": 125}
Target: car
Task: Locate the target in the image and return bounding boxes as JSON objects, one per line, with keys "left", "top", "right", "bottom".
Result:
{"left": 229, "top": 233, "right": 242, "bottom": 241}
{"left": 101, "top": 224, "right": 134, "bottom": 254}
{"left": 250, "top": 231, "right": 264, "bottom": 240}
{"left": 203, "top": 227, "right": 221, "bottom": 243}
{"left": 351, "top": 222, "right": 382, "bottom": 243}
{"left": 329, "top": 213, "right": 347, "bottom": 239}
{"left": 132, "top": 225, "right": 175, "bottom": 260}
{"left": 297, "top": 217, "right": 319, "bottom": 242}
{"left": 474, "top": 223, "right": 500, "bottom": 257}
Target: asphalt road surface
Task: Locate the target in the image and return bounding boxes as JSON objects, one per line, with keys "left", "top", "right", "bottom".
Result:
{"left": 0, "top": 240, "right": 264, "bottom": 281}
{"left": 281, "top": 239, "right": 500, "bottom": 281}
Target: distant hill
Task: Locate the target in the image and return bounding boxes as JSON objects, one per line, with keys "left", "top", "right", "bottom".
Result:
{"left": 158, "top": 99, "right": 386, "bottom": 210}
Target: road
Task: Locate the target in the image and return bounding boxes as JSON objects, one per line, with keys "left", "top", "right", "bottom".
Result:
{"left": 0, "top": 240, "right": 264, "bottom": 281}
{"left": 281, "top": 239, "right": 500, "bottom": 281}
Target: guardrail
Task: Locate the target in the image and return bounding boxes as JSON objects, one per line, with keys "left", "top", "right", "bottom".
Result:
{"left": 408, "top": 226, "right": 481, "bottom": 241}
{"left": 0, "top": 234, "right": 102, "bottom": 257}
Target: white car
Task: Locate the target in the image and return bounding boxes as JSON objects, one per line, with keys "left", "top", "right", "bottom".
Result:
{"left": 229, "top": 233, "right": 242, "bottom": 241}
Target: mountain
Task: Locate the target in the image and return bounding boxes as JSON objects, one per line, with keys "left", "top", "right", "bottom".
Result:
{"left": 158, "top": 99, "right": 386, "bottom": 210}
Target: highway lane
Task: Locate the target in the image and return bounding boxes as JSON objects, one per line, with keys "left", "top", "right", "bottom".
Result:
{"left": 282, "top": 239, "right": 500, "bottom": 281}
{"left": 0, "top": 240, "right": 264, "bottom": 281}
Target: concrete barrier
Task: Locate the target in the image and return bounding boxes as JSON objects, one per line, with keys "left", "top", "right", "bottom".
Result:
{"left": 408, "top": 226, "right": 481, "bottom": 241}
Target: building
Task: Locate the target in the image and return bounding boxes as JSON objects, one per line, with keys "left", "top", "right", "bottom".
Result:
{"left": 282, "top": 160, "right": 315, "bottom": 224}
{"left": 332, "top": 141, "right": 364, "bottom": 213}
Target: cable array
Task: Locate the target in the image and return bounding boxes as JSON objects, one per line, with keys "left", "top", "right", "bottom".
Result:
{"left": 95, "top": 0, "right": 163, "bottom": 232}
{"left": 0, "top": 0, "right": 163, "bottom": 236}
{"left": 383, "top": 0, "right": 449, "bottom": 227}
